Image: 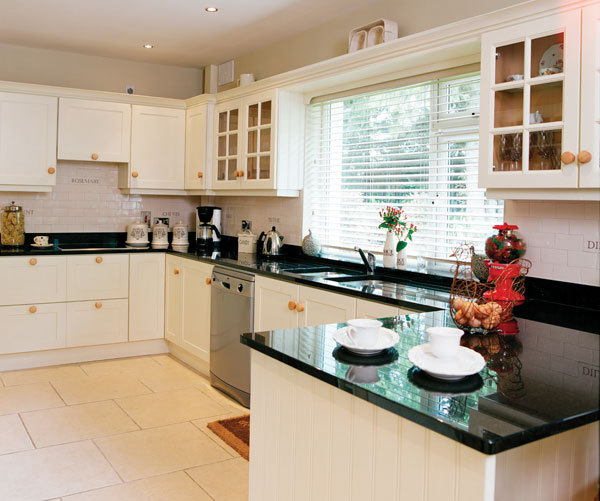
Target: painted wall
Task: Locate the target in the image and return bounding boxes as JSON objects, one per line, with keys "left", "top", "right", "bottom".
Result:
{"left": 0, "top": 43, "right": 203, "bottom": 99}
{"left": 1, "top": 163, "right": 200, "bottom": 234}
{"left": 218, "top": 0, "right": 523, "bottom": 91}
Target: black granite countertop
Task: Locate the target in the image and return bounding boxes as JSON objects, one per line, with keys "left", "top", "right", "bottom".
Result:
{"left": 241, "top": 310, "right": 600, "bottom": 454}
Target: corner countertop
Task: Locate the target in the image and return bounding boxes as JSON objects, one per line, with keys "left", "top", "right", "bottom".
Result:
{"left": 241, "top": 310, "right": 600, "bottom": 454}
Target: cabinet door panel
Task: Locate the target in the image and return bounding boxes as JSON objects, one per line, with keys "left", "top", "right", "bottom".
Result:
{"left": 58, "top": 98, "right": 131, "bottom": 162}
{"left": 66, "top": 299, "right": 128, "bottom": 347}
{"left": 66, "top": 254, "right": 128, "bottom": 301}
{"left": 129, "top": 253, "right": 165, "bottom": 341}
{"left": 165, "top": 256, "right": 182, "bottom": 343}
{"left": 0, "top": 92, "right": 57, "bottom": 187}
{"left": 213, "top": 101, "right": 242, "bottom": 189}
{"left": 0, "top": 303, "right": 66, "bottom": 354}
{"left": 355, "top": 299, "right": 399, "bottom": 320}
{"left": 580, "top": 4, "right": 600, "bottom": 188}
{"left": 297, "top": 286, "right": 355, "bottom": 328}
{"left": 185, "top": 105, "right": 213, "bottom": 190}
{"left": 254, "top": 276, "right": 298, "bottom": 332}
{"left": 130, "top": 105, "right": 185, "bottom": 189}
{"left": 0, "top": 256, "right": 66, "bottom": 305}
{"left": 180, "top": 261, "right": 213, "bottom": 361}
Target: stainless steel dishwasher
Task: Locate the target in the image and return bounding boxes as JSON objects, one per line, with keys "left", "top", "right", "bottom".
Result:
{"left": 210, "top": 267, "right": 254, "bottom": 408}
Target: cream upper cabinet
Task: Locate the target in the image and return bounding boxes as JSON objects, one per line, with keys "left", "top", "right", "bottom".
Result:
{"left": 254, "top": 275, "right": 299, "bottom": 332}
{"left": 479, "top": 8, "right": 598, "bottom": 198}
{"left": 579, "top": 3, "right": 600, "bottom": 189}
{"left": 129, "top": 253, "right": 165, "bottom": 342}
{"left": 185, "top": 102, "right": 214, "bottom": 190}
{"left": 297, "top": 285, "right": 356, "bottom": 328}
{"left": 58, "top": 98, "right": 131, "bottom": 163}
{"left": 0, "top": 256, "right": 66, "bottom": 306}
{"left": 0, "top": 92, "right": 57, "bottom": 190}
{"left": 124, "top": 105, "right": 185, "bottom": 190}
{"left": 213, "top": 100, "right": 242, "bottom": 189}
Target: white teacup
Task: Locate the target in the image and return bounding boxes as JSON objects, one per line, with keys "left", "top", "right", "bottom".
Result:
{"left": 346, "top": 365, "right": 380, "bottom": 384}
{"left": 426, "top": 326, "right": 464, "bottom": 359}
{"left": 34, "top": 235, "right": 49, "bottom": 246}
{"left": 346, "top": 318, "right": 382, "bottom": 348}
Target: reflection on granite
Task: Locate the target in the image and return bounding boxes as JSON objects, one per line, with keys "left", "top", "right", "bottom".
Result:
{"left": 242, "top": 310, "right": 599, "bottom": 454}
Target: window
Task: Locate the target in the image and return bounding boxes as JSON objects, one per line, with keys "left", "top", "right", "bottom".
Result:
{"left": 304, "top": 73, "right": 503, "bottom": 262}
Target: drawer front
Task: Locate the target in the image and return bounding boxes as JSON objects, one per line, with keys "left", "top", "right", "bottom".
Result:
{"left": 67, "top": 254, "right": 129, "bottom": 301}
{"left": 0, "top": 256, "right": 66, "bottom": 305}
{"left": 0, "top": 303, "right": 66, "bottom": 354}
{"left": 66, "top": 299, "right": 128, "bottom": 347}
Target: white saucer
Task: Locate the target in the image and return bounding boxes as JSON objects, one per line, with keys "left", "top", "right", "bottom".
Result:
{"left": 333, "top": 326, "right": 399, "bottom": 356}
{"left": 125, "top": 241, "right": 149, "bottom": 247}
{"left": 407, "top": 343, "right": 485, "bottom": 381}
{"left": 30, "top": 243, "right": 53, "bottom": 248}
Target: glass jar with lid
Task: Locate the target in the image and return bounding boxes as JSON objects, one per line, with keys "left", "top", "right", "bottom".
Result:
{"left": 1, "top": 201, "right": 25, "bottom": 247}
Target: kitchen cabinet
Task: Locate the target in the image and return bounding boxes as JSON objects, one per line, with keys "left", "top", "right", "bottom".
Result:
{"left": 297, "top": 286, "right": 356, "bottom": 327}
{"left": 0, "top": 303, "right": 66, "bottom": 355}
{"left": 213, "top": 99, "right": 241, "bottom": 189}
{"left": 164, "top": 255, "right": 213, "bottom": 362}
{"left": 66, "top": 299, "right": 128, "bottom": 347}
{"left": 0, "top": 92, "right": 57, "bottom": 191}
{"left": 185, "top": 101, "right": 214, "bottom": 190}
{"left": 479, "top": 8, "right": 599, "bottom": 198}
{"left": 66, "top": 254, "right": 129, "bottom": 301}
{"left": 356, "top": 298, "right": 417, "bottom": 318}
{"left": 0, "top": 256, "right": 66, "bottom": 306}
{"left": 58, "top": 98, "right": 131, "bottom": 163}
{"left": 120, "top": 105, "right": 185, "bottom": 191}
{"left": 129, "top": 253, "right": 165, "bottom": 341}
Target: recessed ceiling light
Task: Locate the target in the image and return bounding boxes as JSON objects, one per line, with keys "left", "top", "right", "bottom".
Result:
{"left": 143, "top": 43, "right": 154, "bottom": 49}
{"left": 205, "top": 7, "right": 218, "bottom": 12}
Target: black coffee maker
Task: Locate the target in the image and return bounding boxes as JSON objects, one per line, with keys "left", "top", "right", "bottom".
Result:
{"left": 196, "top": 206, "right": 221, "bottom": 250}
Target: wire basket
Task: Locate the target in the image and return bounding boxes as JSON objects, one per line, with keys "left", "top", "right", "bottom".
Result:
{"left": 449, "top": 244, "right": 530, "bottom": 334}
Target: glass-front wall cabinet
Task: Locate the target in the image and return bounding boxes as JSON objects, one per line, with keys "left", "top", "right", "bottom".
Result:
{"left": 214, "top": 103, "right": 240, "bottom": 187}
{"left": 244, "top": 90, "right": 276, "bottom": 189}
{"left": 479, "top": 10, "right": 582, "bottom": 189}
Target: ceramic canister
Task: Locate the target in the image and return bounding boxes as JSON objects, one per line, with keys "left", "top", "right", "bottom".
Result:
{"left": 172, "top": 221, "right": 188, "bottom": 245}
{"left": 151, "top": 221, "right": 169, "bottom": 247}
{"left": 127, "top": 221, "right": 149, "bottom": 243}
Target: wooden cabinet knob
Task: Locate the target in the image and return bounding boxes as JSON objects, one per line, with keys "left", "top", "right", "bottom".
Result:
{"left": 206, "top": 277, "right": 212, "bottom": 285}
{"left": 174, "top": 269, "right": 180, "bottom": 275}
{"left": 288, "top": 301, "right": 297, "bottom": 311}
{"left": 578, "top": 150, "right": 592, "bottom": 164}
{"left": 561, "top": 152, "right": 576, "bottom": 165}
{"left": 238, "top": 170, "right": 244, "bottom": 177}
{"left": 95, "top": 257, "right": 103, "bottom": 264}
{"left": 132, "top": 171, "right": 139, "bottom": 178}
{"left": 47, "top": 167, "right": 55, "bottom": 174}
{"left": 234, "top": 171, "right": 239, "bottom": 178}
{"left": 29, "top": 306, "right": 37, "bottom": 314}
{"left": 91, "top": 153, "right": 99, "bottom": 161}
{"left": 95, "top": 302, "right": 102, "bottom": 309}
{"left": 295, "top": 303, "right": 305, "bottom": 313}
{"left": 197, "top": 171, "right": 203, "bottom": 178}
{"left": 29, "top": 258, "right": 37, "bottom": 266}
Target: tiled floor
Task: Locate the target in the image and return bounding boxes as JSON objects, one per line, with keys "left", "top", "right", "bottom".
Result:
{"left": 0, "top": 355, "right": 250, "bottom": 500}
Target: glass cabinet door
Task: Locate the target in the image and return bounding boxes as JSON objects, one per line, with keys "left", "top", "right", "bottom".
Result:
{"left": 245, "top": 99, "right": 273, "bottom": 184}
{"left": 480, "top": 11, "right": 581, "bottom": 189}
{"left": 215, "top": 106, "right": 240, "bottom": 184}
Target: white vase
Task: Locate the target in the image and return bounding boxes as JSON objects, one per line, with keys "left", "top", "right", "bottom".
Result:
{"left": 396, "top": 247, "right": 408, "bottom": 270}
{"left": 383, "top": 231, "right": 397, "bottom": 268}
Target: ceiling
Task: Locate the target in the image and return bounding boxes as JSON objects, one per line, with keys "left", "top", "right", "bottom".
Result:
{"left": 0, "top": 0, "right": 367, "bottom": 67}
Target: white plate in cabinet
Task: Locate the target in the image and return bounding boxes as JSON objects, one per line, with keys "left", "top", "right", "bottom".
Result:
{"left": 66, "top": 299, "right": 128, "bottom": 347}
{"left": 0, "top": 303, "right": 66, "bottom": 354}
{"left": 58, "top": 98, "right": 131, "bottom": 163}
{"left": 0, "top": 92, "right": 57, "bottom": 189}
{"left": 129, "top": 253, "right": 165, "bottom": 341}
{"left": 0, "top": 256, "right": 66, "bottom": 306}
{"left": 66, "top": 254, "right": 128, "bottom": 301}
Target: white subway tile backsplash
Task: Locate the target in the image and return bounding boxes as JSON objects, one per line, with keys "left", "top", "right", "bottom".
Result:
{"left": 567, "top": 250, "right": 598, "bottom": 269}
{"left": 540, "top": 248, "right": 567, "bottom": 264}
{"left": 554, "top": 233, "right": 583, "bottom": 250}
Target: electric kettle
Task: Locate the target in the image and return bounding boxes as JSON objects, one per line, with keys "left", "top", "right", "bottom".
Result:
{"left": 258, "top": 226, "right": 284, "bottom": 258}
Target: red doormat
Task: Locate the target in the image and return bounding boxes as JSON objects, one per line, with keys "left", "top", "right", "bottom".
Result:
{"left": 207, "top": 414, "right": 250, "bottom": 460}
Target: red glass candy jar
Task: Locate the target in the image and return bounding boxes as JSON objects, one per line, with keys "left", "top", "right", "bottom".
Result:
{"left": 485, "top": 223, "right": 526, "bottom": 263}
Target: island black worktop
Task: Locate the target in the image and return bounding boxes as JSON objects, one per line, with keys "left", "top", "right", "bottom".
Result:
{"left": 241, "top": 310, "right": 599, "bottom": 455}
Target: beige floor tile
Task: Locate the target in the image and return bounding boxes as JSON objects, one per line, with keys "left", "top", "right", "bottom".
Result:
{"left": 1, "top": 365, "right": 87, "bottom": 386}
{"left": 135, "top": 365, "right": 204, "bottom": 392}
{"left": 150, "top": 354, "right": 181, "bottom": 367}
{"left": 115, "top": 387, "right": 227, "bottom": 429}
{"left": 0, "top": 440, "right": 120, "bottom": 500}
{"left": 94, "top": 422, "right": 231, "bottom": 482}
{"left": 51, "top": 374, "right": 151, "bottom": 405}
{"left": 192, "top": 410, "right": 250, "bottom": 458}
{"left": 194, "top": 377, "right": 249, "bottom": 414}
{"left": 0, "top": 414, "right": 34, "bottom": 455}
{"left": 0, "top": 382, "right": 64, "bottom": 415}
{"left": 21, "top": 400, "right": 140, "bottom": 448}
{"left": 187, "top": 457, "right": 249, "bottom": 501}
{"left": 80, "top": 357, "right": 161, "bottom": 377}
{"left": 63, "top": 471, "right": 211, "bottom": 500}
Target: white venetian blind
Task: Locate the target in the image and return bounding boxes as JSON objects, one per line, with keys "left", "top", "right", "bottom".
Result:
{"left": 303, "top": 72, "right": 504, "bottom": 261}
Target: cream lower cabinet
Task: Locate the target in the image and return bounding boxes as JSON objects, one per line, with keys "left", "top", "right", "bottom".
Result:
{"left": 0, "top": 256, "right": 66, "bottom": 305}
{"left": 67, "top": 254, "right": 128, "bottom": 301}
{"left": 356, "top": 298, "right": 417, "bottom": 319}
{"left": 0, "top": 303, "right": 66, "bottom": 354}
{"left": 66, "top": 299, "right": 128, "bottom": 347}
{"left": 165, "top": 255, "right": 213, "bottom": 362}
{"left": 129, "top": 253, "right": 165, "bottom": 341}
{"left": 297, "top": 286, "right": 356, "bottom": 327}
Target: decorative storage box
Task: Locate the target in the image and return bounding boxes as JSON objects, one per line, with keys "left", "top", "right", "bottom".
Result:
{"left": 238, "top": 230, "right": 258, "bottom": 254}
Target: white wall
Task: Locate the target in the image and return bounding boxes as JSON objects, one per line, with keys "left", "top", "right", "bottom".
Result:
{"left": 0, "top": 43, "right": 203, "bottom": 99}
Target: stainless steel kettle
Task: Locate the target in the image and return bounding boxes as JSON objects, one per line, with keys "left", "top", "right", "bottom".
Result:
{"left": 259, "top": 226, "right": 284, "bottom": 257}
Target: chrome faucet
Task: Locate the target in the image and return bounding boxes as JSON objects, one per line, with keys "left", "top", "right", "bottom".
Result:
{"left": 354, "top": 247, "right": 376, "bottom": 275}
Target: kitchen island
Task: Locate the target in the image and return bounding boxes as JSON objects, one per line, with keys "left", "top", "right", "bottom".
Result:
{"left": 242, "top": 311, "right": 599, "bottom": 501}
